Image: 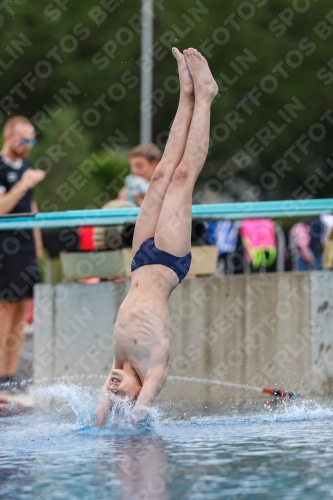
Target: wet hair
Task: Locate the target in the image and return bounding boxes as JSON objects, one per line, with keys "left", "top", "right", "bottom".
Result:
{"left": 3, "top": 116, "right": 34, "bottom": 137}
{"left": 127, "top": 143, "right": 162, "bottom": 163}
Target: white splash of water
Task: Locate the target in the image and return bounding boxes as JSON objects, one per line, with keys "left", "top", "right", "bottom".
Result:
{"left": 31, "top": 382, "right": 159, "bottom": 432}
{"left": 264, "top": 397, "right": 333, "bottom": 422}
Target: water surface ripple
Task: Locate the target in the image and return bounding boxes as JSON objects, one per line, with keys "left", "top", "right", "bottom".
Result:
{"left": 1, "top": 384, "right": 333, "bottom": 500}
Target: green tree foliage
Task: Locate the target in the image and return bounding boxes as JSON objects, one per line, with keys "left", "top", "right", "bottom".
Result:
{"left": 30, "top": 106, "right": 129, "bottom": 211}
{"left": 155, "top": 0, "right": 333, "bottom": 201}
{"left": 1, "top": 0, "right": 333, "bottom": 208}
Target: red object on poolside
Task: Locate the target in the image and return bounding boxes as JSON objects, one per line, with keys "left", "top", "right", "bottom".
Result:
{"left": 78, "top": 227, "right": 96, "bottom": 251}
{"left": 262, "top": 387, "right": 304, "bottom": 399}
{"left": 0, "top": 399, "right": 30, "bottom": 417}
{"left": 262, "top": 388, "right": 287, "bottom": 397}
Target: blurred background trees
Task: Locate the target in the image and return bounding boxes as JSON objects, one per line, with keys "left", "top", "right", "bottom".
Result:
{"left": 1, "top": 0, "right": 333, "bottom": 208}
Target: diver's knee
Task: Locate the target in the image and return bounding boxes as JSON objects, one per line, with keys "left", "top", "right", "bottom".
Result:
{"left": 171, "top": 162, "right": 191, "bottom": 183}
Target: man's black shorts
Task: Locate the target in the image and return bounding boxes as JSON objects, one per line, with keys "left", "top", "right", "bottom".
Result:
{"left": 0, "top": 252, "right": 40, "bottom": 302}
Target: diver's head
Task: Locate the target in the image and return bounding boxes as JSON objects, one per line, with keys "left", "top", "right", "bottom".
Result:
{"left": 109, "top": 368, "right": 142, "bottom": 400}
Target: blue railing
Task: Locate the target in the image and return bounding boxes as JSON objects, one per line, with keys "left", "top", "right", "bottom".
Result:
{"left": 0, "top": 199, "right": 332, "bottom": 230}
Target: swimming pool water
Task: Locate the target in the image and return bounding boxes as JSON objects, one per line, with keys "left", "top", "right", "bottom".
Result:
{"left": 1, "top": 384, "right": 333, "bottom": 500}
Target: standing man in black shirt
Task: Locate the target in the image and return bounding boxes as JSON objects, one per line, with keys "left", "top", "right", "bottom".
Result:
{"left": 0, "top": 116, "right": 45, "bottom": 392}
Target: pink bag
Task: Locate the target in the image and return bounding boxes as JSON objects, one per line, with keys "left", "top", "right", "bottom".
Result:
{"left": 239, "top": 219, "right": 276, "bottom": 268}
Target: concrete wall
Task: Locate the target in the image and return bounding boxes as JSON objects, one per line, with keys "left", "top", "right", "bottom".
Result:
{"left": 33, "top": 272, "right": 333, "bottom": 402}
{"left": 310, "top": 272, "right": 333, "bottom": 392}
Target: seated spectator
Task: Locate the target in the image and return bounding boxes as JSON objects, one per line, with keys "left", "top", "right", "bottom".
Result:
{"left": 290, "top": 217, "right": 323, "bottom": 271}
{"left": 118, "top": 143, "right": 162, "bottom": 206}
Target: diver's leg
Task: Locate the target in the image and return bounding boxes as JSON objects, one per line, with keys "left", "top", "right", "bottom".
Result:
{"left": 132, "top": 48, "right": 195, "bottom": 255}
{"left": 155, "top": 49, "right": 218, "bottom": 256}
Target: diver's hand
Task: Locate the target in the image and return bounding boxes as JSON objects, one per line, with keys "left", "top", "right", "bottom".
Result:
{"left": 131, "top": 404, "right": 150, "bottom": 428}
{"left": 95, "top": 390, "right": 112, "bottom": 428}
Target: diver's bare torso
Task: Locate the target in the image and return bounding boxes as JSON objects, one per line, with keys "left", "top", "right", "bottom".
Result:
{"left": 113, "top": 264, "right": 179, "bottom": 385}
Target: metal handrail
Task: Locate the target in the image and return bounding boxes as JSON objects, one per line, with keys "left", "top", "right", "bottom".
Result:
{"left": 0, "top": 199, "right": 332, "bottom": 230}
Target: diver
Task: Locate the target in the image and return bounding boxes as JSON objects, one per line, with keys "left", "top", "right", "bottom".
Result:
{"left": 96, "top": 47, "right": 218, "bottom": 426}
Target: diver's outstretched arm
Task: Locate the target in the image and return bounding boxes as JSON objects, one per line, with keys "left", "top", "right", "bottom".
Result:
{"left": 135, "top": 367, "right": 168, "bottom": 410}
{"left": 95, "top": 365, "right": 114, "bottom": 427}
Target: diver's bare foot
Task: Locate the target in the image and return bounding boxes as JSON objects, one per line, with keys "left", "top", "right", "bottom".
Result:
{"left": 172, "top": 47, "right": 194, "bottom": 98}
{"left": 183, "top": 48, "right": 218, "bottom": 100}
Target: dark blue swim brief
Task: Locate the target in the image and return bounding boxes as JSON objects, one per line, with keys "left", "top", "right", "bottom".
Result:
{"left": 131, "top": 238, "right": 192, "bottom": 283}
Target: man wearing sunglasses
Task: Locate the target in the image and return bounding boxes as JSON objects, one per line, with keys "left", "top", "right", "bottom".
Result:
{"left": 0, "top": 116, "right": 45, "bottom": 392}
